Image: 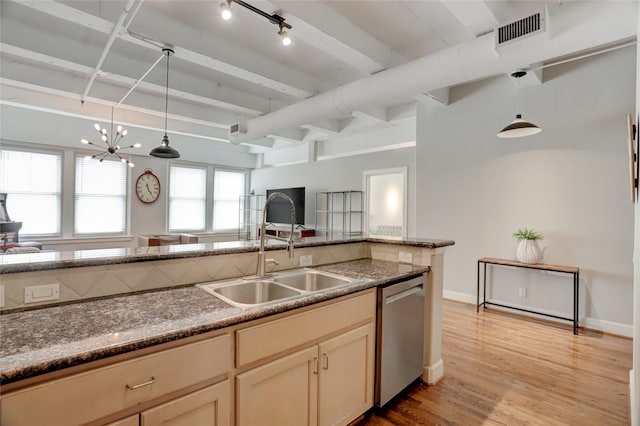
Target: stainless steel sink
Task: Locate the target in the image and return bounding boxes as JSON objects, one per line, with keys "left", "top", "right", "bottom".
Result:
{"left": 197, "top": 269, "right": 367, "bottom": 308}
{"left": 198, "top": 280, "right": 302, "bottom": 308}
{"left": 272, "top": 270, "right": 352, "bottom": 292}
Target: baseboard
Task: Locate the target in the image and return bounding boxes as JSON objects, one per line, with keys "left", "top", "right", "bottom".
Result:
{"left": 422, "top": 358, "right": 444, "bottom": 385}
{"left": 443, "top": 290, "right": 476, "bottom": 304}
{"left": 443, "top": 290, "right": 633, "bottom": 337}
{"left": 582, "top": 317, "right": 633, "bottom": 338}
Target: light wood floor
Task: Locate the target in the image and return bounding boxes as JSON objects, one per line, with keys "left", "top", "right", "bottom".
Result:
{"left": 358, "top": 300, "right": 633, "bottom": 425}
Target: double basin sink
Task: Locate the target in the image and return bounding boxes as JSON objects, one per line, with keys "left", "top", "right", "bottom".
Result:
{"left": 197, "top": 269, "right": 366, "bottom": 308}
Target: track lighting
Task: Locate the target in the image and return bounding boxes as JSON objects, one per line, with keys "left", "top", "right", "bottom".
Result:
{"left": 220, "top": 1, "right": 232, "bottom": 20}
{"left": 220, "top": 0, "right": 292, "bottom": 46}
{"left": 278, "top": 23, "right": 291, "bottom": 46}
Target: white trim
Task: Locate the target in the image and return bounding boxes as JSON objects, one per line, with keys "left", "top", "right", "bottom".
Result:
{"left": 444, "top": 291, "right": 633, "bottom": 337}
{"left": 37, "top": 236, "right": 134, "bottom": 245}
{"left": 443, "top": 290, "right": 476, "bottom": 304}
{"left": 423, "top": 358, "right": 444, "bottom": 385}
{"left": 363, "top": 167, "right": 408, "bottom": 238}
{"left": 630, "top": 370, "right": 637, "bottom": 426}
{"left": 317, "top": 141, "right": 415, "bottom": 161}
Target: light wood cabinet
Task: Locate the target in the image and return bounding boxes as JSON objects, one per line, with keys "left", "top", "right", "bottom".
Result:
{"left": 236, "top": 291, "right": 376, "bottom": 426}
{"left": 1, "top": 334, "right": 231, "bottom": 426}
{"left": 236, "top": 347, "right": 319, "bottom": 426}
{"left": 107, "top": 415, "right": 140, "bottom": 426}
{"left": 318, "top": 324, "right": 374, "bottom": 426}
{"left": 140, "top": 381, "right": 230, "bottom": 426}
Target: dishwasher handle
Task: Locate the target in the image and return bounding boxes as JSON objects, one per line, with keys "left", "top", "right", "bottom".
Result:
{"left": 385, "top": 285, "right": 423, "bottom": 305}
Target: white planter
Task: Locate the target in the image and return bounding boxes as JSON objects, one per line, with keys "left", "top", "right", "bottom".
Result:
{"left": 516, "top": 239, "right": 542, "bottom": 264}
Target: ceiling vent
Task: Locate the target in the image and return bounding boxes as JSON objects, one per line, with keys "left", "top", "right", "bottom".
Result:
{"left": 495, "top": 10, "right": 547, "bottom": 50}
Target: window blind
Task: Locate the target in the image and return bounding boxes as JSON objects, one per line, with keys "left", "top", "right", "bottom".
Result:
{"left": 75, "top": 157, "right": 127, "bottom": 234}
{"left": 0, "top": 148, "right": 62, "bottom": 236}
{"left": 169, "top": 165, "right": 206, "bottom": 231}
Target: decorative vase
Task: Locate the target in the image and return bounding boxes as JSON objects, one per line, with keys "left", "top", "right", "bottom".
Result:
{"left": 516, "top": 239, "right": 542, "bottom": 264}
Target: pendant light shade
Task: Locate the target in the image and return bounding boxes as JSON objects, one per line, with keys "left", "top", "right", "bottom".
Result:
{"left": 497, "top": 71, "right": 542, "bottom": 139}
{"left": 497, "top": 114, "right": 542, "bottom": 138}
{"left": 149, "top": 135, "right": 180, "bottom": 158}
{"left": 150, "top": 48, "right": 180, "bottom": 159}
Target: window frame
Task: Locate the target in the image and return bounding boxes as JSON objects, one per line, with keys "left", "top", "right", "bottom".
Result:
{"left": 0, "top": 144, "right": 64, "bottom": 238}
{"left": 73, "top": 154, "right": 129, "bottom": 237}
{"left": 212, "top": 168, "right": 247, "bottom": 232}
{"left": 168, "top": 162, "right": 249, "bottom": 234}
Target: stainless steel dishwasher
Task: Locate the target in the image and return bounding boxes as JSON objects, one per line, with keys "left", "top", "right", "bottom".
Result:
{"left": 375, "top": 275, "right": 426, "bottom": 406}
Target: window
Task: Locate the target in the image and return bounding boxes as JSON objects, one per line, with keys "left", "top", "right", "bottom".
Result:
{"left": 213, "top": 170, "right": 245, "bottom": 230}
{"left": 0, "top": 148, "right": 62, "bottom": 236}
{"left": 169, "top": 165, "right": 206, "bottom": 231}
{"left": 75, "top": 157, "right": 127, "bottom": 234}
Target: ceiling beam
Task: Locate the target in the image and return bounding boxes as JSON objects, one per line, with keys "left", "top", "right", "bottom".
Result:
{"left": 440, "top": 0, "right": 498, "bottom": 37}
{"left": 13, "top": 0, "right": 315, "bottom": 99}
{"left": 0, "top": 43, "right": 264, "bottom": 117}
{"left": 270, "top": 0, "right": 402, "bottom": 74}
{"left": 0, "top": 80, "right": 231, "bottom": 142}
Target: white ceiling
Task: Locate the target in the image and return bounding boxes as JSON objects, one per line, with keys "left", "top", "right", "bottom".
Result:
{"left": 0, "top": 0, "right": 636, "bottom": 158}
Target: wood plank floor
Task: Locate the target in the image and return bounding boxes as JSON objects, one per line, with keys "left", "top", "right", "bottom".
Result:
{"left": 357, "top": 300, "right": 633, "bottom": 425}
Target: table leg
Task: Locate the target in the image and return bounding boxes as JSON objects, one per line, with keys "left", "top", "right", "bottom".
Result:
{"left": 476, "top": 261, "right": 480, "bottom": 313}
{"left": 574, "top": 272, "right": 579, "bottom": 335}
{"left": 483, "top": 263, "right": 487, "bottom": 310}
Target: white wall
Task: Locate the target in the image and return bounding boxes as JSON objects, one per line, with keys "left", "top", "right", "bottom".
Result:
{"left": 416, "top": 46, "right": 636, "bottom": 335}
{"left": 251, "top": 148, "right": 417, "bottom": 235}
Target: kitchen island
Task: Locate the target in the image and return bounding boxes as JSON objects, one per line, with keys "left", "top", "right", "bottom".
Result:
{"left": 0, "top": 236, "right": 453, "bottom": 425}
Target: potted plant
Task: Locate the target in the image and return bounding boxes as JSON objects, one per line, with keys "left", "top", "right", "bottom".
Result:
{"left": 513, "top": 228, "right": 543, "bottom": 264}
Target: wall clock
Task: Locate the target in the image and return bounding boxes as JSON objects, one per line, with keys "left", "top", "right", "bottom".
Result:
{"left": 136, "top": 169, "right": 161, "bottom": 204}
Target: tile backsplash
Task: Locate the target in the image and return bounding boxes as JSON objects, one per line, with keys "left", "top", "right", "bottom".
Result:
{"left": 0, "top": 242, "right": 370, "bottom": 311}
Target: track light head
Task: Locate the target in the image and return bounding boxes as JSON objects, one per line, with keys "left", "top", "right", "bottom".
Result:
{"left": 220, "top": 1, "right": 232, "bottom": 20}
{"left": 278, "top": 23, "right": 291, "bottom": 46}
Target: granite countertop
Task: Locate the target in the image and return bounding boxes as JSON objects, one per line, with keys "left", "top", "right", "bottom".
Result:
{"left": 0, "top": 259, "right": 428, "bottom": 385}
{"left": 0, "top": 236, "right": 454, "bottom": 274}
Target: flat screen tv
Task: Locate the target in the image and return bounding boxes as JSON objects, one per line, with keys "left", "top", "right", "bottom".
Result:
{"left": 266, "top": 187, "right": 305, "bottom": 225}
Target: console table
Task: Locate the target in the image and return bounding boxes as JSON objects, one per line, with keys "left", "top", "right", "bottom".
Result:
{"left": 477, "top": 257, "right": 580, "bottom": 334}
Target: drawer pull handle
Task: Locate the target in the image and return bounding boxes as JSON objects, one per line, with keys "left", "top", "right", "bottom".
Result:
{"left": 126, "top": 377, "right": 156, "bottom": 390}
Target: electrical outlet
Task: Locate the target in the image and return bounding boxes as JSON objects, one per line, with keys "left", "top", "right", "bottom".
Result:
{"left": 0, "top": 284, "right": 4, "bottom": 308}
{"left": 25, "top": 284, "right": 60, "bottom": 304}
{"left": 398, "top": 251, "right": 413, "bottom": 264}
{"left": 300, "top": 255, "right": 313, "bottom": 267}
{"left": 519, "top": 288, "right": 527, "bottom": 298}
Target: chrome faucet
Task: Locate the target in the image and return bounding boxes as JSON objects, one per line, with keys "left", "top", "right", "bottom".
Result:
{"left": 256, "top": 192, "right": 296, "bottom": 278}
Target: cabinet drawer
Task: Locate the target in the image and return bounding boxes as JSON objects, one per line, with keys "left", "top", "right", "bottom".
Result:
{"left": 237, "top": 291, "right": 375, "bottom": 367}
{"left": 1, "top": 334, "right": 231, "bottom": 426}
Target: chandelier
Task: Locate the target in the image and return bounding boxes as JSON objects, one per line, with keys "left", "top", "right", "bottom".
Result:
{"left": 81, "top": 108, "right": 140, "bottom": 167}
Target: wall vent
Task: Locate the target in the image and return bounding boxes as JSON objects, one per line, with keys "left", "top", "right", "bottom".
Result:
{"left": 230, "top": 123, "right": 240, "bottom": 134}
{"left": 495, "top": 10, "right": 546, "bottom": 50}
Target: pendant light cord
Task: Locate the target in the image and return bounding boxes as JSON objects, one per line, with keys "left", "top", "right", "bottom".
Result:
{"left": 164, "top": 52, "right": 169, "bottom": 137}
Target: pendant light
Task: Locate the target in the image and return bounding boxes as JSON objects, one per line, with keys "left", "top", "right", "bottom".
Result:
{"left": 150, "top": 48, "right": 180, "bottom": 158}
{"left": 497, "top": 71, "right": 541, "bottom": 139}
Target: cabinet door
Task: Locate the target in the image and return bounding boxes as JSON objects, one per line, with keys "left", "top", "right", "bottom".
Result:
{"left": 107, "top": 414, "right": 139, "bottom": 426}
{"left": 140, "top": 380, "right": 230, "bottom": 426}
{"left": 318, "top": 323, "right": 375, "bottom": 426}
{"left": 236, "top": 346, "right": 318, "bottom": 426}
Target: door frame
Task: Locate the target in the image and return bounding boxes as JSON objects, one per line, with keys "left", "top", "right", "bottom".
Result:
{"left": 363, "top": 167, "right": 408, "bottom": 238}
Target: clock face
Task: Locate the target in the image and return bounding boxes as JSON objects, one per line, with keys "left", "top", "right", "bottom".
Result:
{"left": 136, "top": 172, "right": 160, "bottom": 204}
